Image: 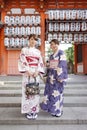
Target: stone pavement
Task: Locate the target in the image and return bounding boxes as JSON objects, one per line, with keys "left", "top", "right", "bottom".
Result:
{"left": 0, "top": 73, "right": 87, "bottom": 83}
{"left": 0, "top": 74, "right": 87, "bottom": 130}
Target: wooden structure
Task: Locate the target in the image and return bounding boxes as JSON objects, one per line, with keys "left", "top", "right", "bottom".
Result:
{"left": 0, "top": 0, "right": 87, "bottom": 75}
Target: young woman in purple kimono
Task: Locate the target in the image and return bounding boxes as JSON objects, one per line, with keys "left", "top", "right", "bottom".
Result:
{"left": 40, "top": 39, "right": 68, "bottom": 117}
{"left": 18, "top": 34, "right": 44, "bottom": 119}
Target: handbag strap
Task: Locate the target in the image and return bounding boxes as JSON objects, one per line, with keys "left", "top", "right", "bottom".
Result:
{"left": 28, "top": 77, "right": 36, "bottom": 83}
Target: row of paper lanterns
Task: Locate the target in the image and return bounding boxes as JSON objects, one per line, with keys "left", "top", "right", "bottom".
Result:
{"left": 4, "top": 26, "right": 41, "bottom": 36}
{"left": 48, "top": 10, "right": 87, "bottom": 20}
{"left": 4, "top": 15, "right": 41, "bottom": 26}
{"left": 4, "top": 37, "right": 41, "bottom": 48}
{"left": 47, "top": 33, "right": 87, "bottom": 42}
{"left": 48, "top": 22, "right": 87, "bottom": 32}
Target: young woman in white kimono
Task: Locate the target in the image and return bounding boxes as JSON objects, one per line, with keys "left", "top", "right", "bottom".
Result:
{"left": 18, "top": 34, "right": 44, "bottom": 119}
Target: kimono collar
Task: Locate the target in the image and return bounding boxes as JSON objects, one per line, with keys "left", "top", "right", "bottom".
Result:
{"left": 53, "top": 48, "right": 59, "bottom": 58}
{"left": 29, "top": 46, "right": 35, "bottom": 49}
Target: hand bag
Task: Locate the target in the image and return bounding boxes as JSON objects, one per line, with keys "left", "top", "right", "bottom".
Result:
{"left": 25, "top": 77, "right": 40, "bottom": 96}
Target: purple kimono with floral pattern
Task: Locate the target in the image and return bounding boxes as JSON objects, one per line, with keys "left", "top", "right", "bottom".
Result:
{"left": 40, "top": 49, "right": 68, "bottom": 115}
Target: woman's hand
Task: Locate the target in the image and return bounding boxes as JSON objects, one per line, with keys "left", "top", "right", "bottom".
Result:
{"left": 33, "top": 71, "right": 39, "bottom": 77}
{"left": 25, "top": 71, "right": 33, "bottom": 77}
{"left": 25, "top": 71, "right": 39, "bottom": 77}
{"left": 58, "top": 79, "right": 63, "bottom": 83}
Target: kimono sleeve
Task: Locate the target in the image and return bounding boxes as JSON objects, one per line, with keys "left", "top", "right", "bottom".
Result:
{"left": 37, "top": 52, "right": 45, "bottom": 74}
{"left": 56, "top": 51, "right": 68, "bottom": 82}
{"left": 18, "top": 48, "right": 29, "bottom": 73}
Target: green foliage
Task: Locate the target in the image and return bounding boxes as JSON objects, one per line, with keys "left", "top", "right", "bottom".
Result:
{"left": 65, "top": 45, "right": 74, "bottom": 64}
{"left": 47, "top": 47, "right": 52, "bottom": 58}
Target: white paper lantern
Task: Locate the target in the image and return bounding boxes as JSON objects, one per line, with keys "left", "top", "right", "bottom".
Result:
{"left": 49, "top": 23, "right": 53, "bottom": 32}
{"left": 4, "top": 16, "right": 9, "bottom": 24}
{"left": 48, "top": 10, "right": 54, "bottom": 20}
{"left": 81, "top": 22, "right": 87, "bottom": 31}
{"left": 75, "top": 22, "right": 80, "bottom": 31}
{"left": 15, "top": 16, "right": 20, "bottom": 25}
{"left": 59, "top": 10, "right": 65, "bottom": 20}
{"left": 58, "top": 33, "right": 62, "bottom": 41}
{"left": 4, "top": 27, "right": 9, "bottom": 36}
{"left": 10, "top": 16, "right": 15, "bottom": 25}
{"left": 54, "top": 10, "right": 59, "bottom": 20}
{"left": 48, "top": 33, "right": 52, "bottom": 41}
{"left": 53, "top": 33, "right": 57, "bottom": 39}
{"left": 24, "top": 38, "right": 28, "bottom": 47}
{"left": 31, "top": 27, "right": 36, "bottom": 34}
{"left": 9, "top": 27, "right": 15, "bottom": 35}
{"left": 71, "top": 10, "right": 77, "bottom": 20}
{"left": 86, "top": 10, "right": 87, "bottom": 19}
{"left": 77, "top": 10, "right": 82, "bottom": 19}
{"left": 84, "top": 34, "right": 87, "bottom": 42}
{"left": 54, "top": 23, "right": 59, "bottom": 31}
{"left": 74, "top": 34, "right": 79, "bottom": 42}
{"left": 15, "top": 38, "right": 20, "bottom": 47}
{"left": 20, "top": 37, "right": 25, "bottom": 47}
{"left": 19, "top": 38, "right": 22, "bottom": 47}
{"left": 60, "top": 23, "right": 65, "bottom": 31}
{"left": 82, "top": 10, "right": 87, "bottom": 20}
{"left": 25, "top": 16, "right": 31, "bottom": 25}
{"left": 70, "top": 23, "right": 75, "bottom": 31}
{"left": 36, "top": 27, "right": 41, "bottom": 35}
{"left": 64, "top": 33, "right": 68, "bottom": 41}
{"left": 79, "top": 34, "right": 83, "bottom": 42}
{"left": 20, "top": 16, "right": 25, "bottom": 25}
{"left": 35, "top": 16, "right": 41, "bottom": 25}
{"left": 25, "top": 27, "right": 30, "bottom": 35}
{"left": 15, "top": 27, "right": 20, "bottom": 36}
{"left": 65, "top": 10, "right": 71, "bottom": 20}
{"left": 4, "top": 37, "right": 9, "bottom": 47}
{"left": 20, "top": 27, "right": 25, "bottom": 36}
{"left": 65, "top": 23, "right": 69, "bottom": 31}
{"left": 9, "top": 38, "right": 15, "bottom": 47}
{"left": 31, "top": 16, "right": 35, "bottom": 25}
{"left": 7, "top": 19, "right": 11, "bottom": 26}
{"left": 69, "top": 33, "right": 73, "bottom": 41}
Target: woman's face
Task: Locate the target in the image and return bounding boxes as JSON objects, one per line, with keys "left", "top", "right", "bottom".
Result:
{"left": 29, "top": 37, "right": 36, "bottom": 47}
{"left": 50, "top": 42, "right": 58, "bottom": 52}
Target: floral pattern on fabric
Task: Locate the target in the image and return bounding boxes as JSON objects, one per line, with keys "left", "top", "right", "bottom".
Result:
{"left": 40, "top": 50, "right": 68, "bottom": 115}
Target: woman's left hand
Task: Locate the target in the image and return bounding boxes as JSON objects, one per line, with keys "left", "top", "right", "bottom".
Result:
{"left": 58, "top": 79, "right": 63, "bottom": 83}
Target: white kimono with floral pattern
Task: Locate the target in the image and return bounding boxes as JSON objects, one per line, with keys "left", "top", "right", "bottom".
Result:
{"left": 18, "top": 47, "right": 44, "bottom": 114}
